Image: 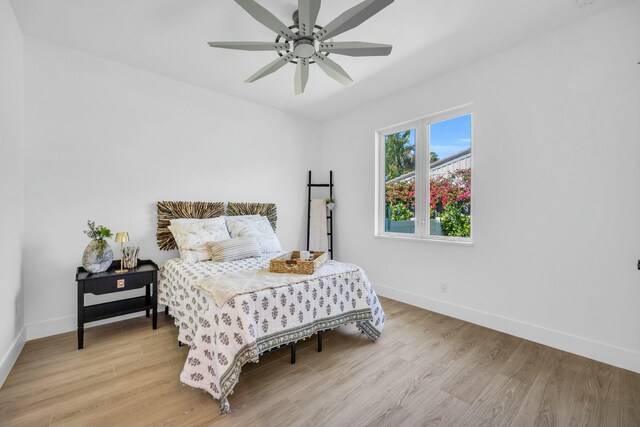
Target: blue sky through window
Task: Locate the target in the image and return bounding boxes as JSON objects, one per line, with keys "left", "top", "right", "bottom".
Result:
{"left": 430, "top": 114, "right": 471, "bottom": 161}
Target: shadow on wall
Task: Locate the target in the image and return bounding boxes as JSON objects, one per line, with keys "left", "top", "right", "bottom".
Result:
{"left": 14, "top": 285, "right": 24, "bottom": 338}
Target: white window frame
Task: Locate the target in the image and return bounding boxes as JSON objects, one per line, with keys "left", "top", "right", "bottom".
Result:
{"left": 375, "top": 104, "right": 473, "bottom": 244}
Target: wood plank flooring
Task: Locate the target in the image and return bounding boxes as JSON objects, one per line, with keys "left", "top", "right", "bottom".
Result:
{"left": 1, "top": 297, "right": 639, "bottom": 426}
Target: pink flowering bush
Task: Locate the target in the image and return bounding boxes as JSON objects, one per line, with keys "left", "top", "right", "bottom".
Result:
{"left": 385, "top": 181, "right": 415, "bottom": 221}
{"left": 385, "top": 168, "right": 471, "bottom": 236}
{"left": 429, "top": 169, "right": 471, "bottom": 213}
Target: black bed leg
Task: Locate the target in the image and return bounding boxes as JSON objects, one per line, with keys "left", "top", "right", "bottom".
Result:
{"left": 290, "top": 342, "right": 296, "bottom": 364}
{"left": 317, "top": 331, "right": 323, "bottom": 352}
{"left": 164, "top": 306, "right": 169, "bottom": 315}
{"left": 178, "top": 341, "right": 184, "bottom": 347}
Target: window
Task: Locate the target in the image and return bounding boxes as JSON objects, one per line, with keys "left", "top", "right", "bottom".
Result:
{"left": 383, "top": 128, "right": 416, "bottom": 234}
{"left": 376, "top": 105, "right": 472, "bottom": 242}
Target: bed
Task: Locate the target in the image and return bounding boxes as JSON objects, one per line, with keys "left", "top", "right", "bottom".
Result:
{"left": 156, "top": 201, "right": 386, "bottom": 413}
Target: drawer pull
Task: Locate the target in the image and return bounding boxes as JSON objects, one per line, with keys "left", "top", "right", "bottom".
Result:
{"left": 117, "top": 279, "right": 125, "bottom": 289}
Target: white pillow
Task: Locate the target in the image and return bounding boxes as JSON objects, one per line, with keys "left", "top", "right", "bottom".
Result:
{"left": 224, "top": 214, "right": 260, "bottom": 220}
{"left": 225, "top": 216, "right": 282, "bottom": 253}
{"left": 168, "top": 217, "right": 231, "bottom": 262}
{"left": 170, "top": 217, "right": 225, "bottom": 225}
{"left": 208, "top": 236, "right": 262, "bottom": 262}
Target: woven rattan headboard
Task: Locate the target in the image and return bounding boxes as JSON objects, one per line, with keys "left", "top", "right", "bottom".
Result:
{"left": 156, "top": 201, "right": 277, "bottom": 251}
{"left": 156, "top": 201, "right": 225, "bottom": 250}
{"left": 227, "top": 202, "right": 277, "bottom": 231}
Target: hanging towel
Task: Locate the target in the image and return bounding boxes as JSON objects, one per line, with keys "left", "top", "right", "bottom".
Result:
{"left": 309, "top": 199, "right": 329, "bottom": 252}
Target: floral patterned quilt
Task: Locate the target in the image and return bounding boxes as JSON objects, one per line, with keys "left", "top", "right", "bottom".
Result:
{"left": 158, "top": 256, "right": 385, "bottom": 413}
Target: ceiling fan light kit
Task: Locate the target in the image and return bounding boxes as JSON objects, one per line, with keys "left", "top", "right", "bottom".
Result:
{"left": 208, "top": 0, "right": 395, "bottom": 95}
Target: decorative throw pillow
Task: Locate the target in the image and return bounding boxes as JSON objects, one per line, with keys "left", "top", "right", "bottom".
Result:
{"left": 208, "top": 236, "right": 262, "bottom": 262}
{"left": 170, "top": 217, "right": 225, "bottom": 226}
{"left": 225, "top": 216, "right": 282, "bottom": 253}
{"left": 219, "top": 214, "right": 260, "bottom": 223}
{"left": 168, "top": 217, "right": 231, "bottom": 262}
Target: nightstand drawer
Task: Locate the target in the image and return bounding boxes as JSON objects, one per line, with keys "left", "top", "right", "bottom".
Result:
{"left": 84, "top": 271, "right": 153, "bottom": 295}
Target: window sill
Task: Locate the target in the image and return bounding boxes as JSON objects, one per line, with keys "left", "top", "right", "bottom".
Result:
{"left": 374, "top": 233, "right": 474, "bottom": 246}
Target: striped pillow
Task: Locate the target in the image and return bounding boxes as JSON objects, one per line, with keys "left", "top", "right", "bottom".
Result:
{"left": 208, "top": 236, "right": 262, "bottom": 262}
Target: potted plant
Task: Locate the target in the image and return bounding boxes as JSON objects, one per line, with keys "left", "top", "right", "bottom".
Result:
{"left": 82, "top": 220, "right": 114, "bottom": 273}
{"left": 325, "top": 198, "right": 335, "bottom": 211}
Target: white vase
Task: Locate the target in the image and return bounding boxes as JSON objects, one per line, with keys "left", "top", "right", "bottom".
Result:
{"left": 82, "top": 240, "right": 113, "bottom": 273}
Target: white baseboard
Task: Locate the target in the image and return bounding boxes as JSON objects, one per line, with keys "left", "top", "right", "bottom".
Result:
{"left": 0, "top": 326, "right": 26, "bottom": 387}
{"left": 26, "top": 310, "right": 157, "bottom": 341}
{"left": 20, "top": 286, "right": 640, "bottom": 375}
{"left": 26, "top": 314, "right": 75, "bottom": 341}
{"left": 374, "top": 283, "right": 640, "bottom": 374}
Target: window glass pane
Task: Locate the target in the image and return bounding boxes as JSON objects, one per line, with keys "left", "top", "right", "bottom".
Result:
{"left": 384, "top": 129, "right": 416, "bottom": 234}
{"left": 429, "top": 114, "right": 471, "bottom": 238}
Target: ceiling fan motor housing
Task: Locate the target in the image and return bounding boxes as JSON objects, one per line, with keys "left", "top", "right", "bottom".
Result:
{"left": 294, "top": 39, "right": 315, "bottom": 58}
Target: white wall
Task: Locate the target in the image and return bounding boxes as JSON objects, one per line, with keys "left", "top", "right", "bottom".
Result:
{"left": 23, "top": 37, "right": 322, "bottom": 339}
{"left": 0, "top": 0, "right": 25, "bottom": 385}
{"left": 320, "top": 0, "right": 640, "bottom": 373}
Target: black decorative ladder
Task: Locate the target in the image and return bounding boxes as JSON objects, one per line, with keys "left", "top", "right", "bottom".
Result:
{"left": 306, "top": 170, "right": 334, "bottom": 260}
{"left": 306, "top": 170, "right": 333, "bottom": 354}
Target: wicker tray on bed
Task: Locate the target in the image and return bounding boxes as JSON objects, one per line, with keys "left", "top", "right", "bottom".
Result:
{"left": 269, "top": 251, "right": 328, "bottom": 275}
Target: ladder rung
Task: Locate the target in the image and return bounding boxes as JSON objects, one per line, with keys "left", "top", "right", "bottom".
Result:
{"left": 308, "top": 184, "right": 332, "bottom": 187}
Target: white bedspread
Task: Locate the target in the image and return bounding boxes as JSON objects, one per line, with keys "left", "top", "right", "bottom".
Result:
{"left": 158, "top": 255, "right": 386, "bottom": 413}
{"left": 196, "top": 260, "right": 359, "bottom": 307}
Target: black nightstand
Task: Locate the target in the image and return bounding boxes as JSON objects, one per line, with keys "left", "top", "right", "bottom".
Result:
{"left": 76, "top": 259, "right": 159, "bottom": 349}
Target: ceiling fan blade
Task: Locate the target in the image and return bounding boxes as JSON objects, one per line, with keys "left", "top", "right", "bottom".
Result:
{"left": 298, "top": 0, "right": 321, "bottom": 37}
{"left": 318, "top": 41, "right": 392, "bottom": 57}
{"left": 208, "top": 41, "right": 290, "bottom": 51}
{"left": 245, "top": 53, "right": 295, "bottom": 83}
{"left": 235, "top": 0, "right": 296, "bottom": 40}
{"left": 315, "top": 0, "right": 393, "bottom": 42}
{"left": 312, "top": 53, "right": 353, "bottom": 86}
{"left": 294, "top": 58, "right": 310, "bottom": 95}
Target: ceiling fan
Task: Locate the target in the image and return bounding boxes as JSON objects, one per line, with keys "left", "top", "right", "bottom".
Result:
{"left": 208, "top": 0, "right": 395, "bottom": 95}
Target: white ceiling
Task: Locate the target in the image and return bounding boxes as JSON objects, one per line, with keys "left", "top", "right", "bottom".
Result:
{"left": 10, "top": 0, "right": 623, "bottom": 122}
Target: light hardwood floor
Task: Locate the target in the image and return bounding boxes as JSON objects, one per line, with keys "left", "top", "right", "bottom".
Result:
{"left": 1, "top": 297, "right": 639, "bottom": 426}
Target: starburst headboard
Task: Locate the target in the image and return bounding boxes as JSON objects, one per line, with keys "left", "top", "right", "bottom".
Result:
{"left": 156, "top": 201, "right": 277, "bottom": 250}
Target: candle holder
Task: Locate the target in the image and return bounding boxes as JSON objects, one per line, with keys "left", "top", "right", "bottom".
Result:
{"left": 122, "top": 246, "right": 140, "bottom": 269}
